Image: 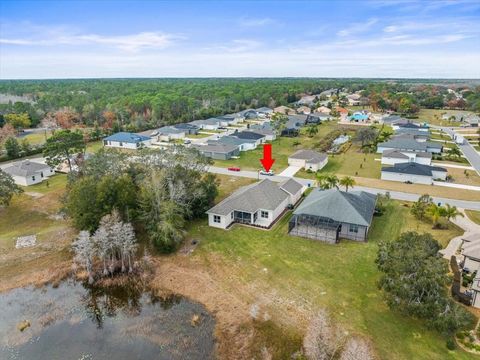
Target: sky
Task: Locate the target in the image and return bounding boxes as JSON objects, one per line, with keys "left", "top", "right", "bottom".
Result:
{"left": 1, "top": 0, "right": 480, "bottom": 79}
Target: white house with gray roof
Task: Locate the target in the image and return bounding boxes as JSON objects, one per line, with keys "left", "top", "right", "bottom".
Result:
{"left": 207, "top": 178, "right": 304, "bottom": 229}
{"left": 289, "top": 189, "right": 377, "bottom": 243}
{"left": 192, "top": 142, "right": 240, "bottom": 160}
{"left": 288, "top": 150, "right": 328, "bottom": 172}
{"left": 377, "top": 136, "right": 443, "bottom": 154}
{"left": 3, "top": 160, "right": 55, "bottom": 186}
{"left": 381, "top": 149, "right": 432, "bottom": 166}
{"left": 381, "top": 162, "right": 447, "bottom": 184}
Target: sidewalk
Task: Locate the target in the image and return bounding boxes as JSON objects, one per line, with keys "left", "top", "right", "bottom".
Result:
{"left": 433, "top": 181, "right": 480, "bottom": 192}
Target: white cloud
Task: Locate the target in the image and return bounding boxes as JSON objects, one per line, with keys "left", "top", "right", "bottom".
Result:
{"left": 0, "top": 24, "right": 183, "bottom": 52}
{"left": 337, "top": 18, "right": 378, "bottom": 37}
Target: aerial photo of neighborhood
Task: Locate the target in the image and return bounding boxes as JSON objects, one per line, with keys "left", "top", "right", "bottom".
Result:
{"left": 1, "top": 0, "right": 480, "bottom": 359}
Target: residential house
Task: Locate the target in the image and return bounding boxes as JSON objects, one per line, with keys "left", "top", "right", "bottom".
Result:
{"left": 394, "top": 128, "right": 431, "bottom": 141}
{"left": 157, "top": 126, "right": 186, "bottom": 142}
{"left": 249, "top": 123, "right": 276, "bottom": 141}
{"left": 3, "top": 160, "right": 55, "bottom": 186}
{"left": 173, "top": 123, "right": 199, "bottom": 135}
{"left": 210, "top": 136, "right": 257, "bottom": 151}
{"left": 274, "top": 105, "right": 296, "bottom": 115}
{"left": 288, "top": 149, "right": 328, "bottom": 171}
{"left": 207, "top": 178, "right": 304, "bottom": 229}
{"left": 319, "top": 89, "right": 337, "bottom": 98}
{"left": 192, "top": 142, "right": 240, "bottom": 160}
{"left": 347, "top": 93, "right": 361, "bottom": 106}
{"left": 231, "top": 131, "right": 266, "bottom": 146}
{"left": 189, "top": 118, "right": 221, "bottom": 130}
{"left": 255, "top": 107, "right": 273, "bottom": 118}
{"left": 289, "top": 189, "right": 377, "bottom": 243}
{"left": 381, "top": 162, "right": 447, "bottom": 184}
{"left": 297, "top": 105, "right": 311, "bottom": 114}
{"left": 336, "top": 107, "right": 349, "bottom": 121}
{"left": 381, "top": 149, "right": 432, "bottom": 165}
{"left": 381, "top": 114, "right": 409, "bottom": 125}
{"left": 377, "top": 136, "right": 443, "bottom": 154}
{"left": 237, "top": 109, "right": 258, "bottom": 120}
{"left": 466, "top": 114, "right": 479, "bottom": 127}
{"left": 298, "top": 95, "right": 317, "bottom": 106}
{"left": 286, "top": 114, "right": 308, "bottom": 129}
{"left": 315, "top": 106, "right": 331, "bottom": 114}
{"left": 103, "top": 132, "right": 152, "bottom": 149}
{"left": 394, "top": 122, "right": 429, "bottom": 132}
{"left": 462, "top": 241, "right": 480, "bottom": 273}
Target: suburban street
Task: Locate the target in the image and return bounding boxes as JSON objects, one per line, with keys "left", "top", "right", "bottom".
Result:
{"left": 207, "top": 166, "right": 480, "bottom": 211}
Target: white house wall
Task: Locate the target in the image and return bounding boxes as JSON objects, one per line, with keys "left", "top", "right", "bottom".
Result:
{"left": 464, "top": 257, "right": 480, "bottom": 272}
{"left": 381, "top": 171, "right": 433, "bottom": 184}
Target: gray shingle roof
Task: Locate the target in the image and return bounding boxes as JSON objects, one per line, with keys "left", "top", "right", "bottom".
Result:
{"left": 232, "top": 131, "right": 265, "bottom": 140}
{"left": 293, "top": 189, "right": 377, "bottom": 227}
{"left": 212, "top": 136, "right": 256, "bottom": 146}
{"left": 378, "top": 137, "right": 442, "bottom": 151}
{"left": 381, "top": 162, "right": 447, "bottom": 176}
{"left": 207, "top": 179, "right": 301, "bottom": 216}
{"left": 382, "top": 149, "right": 410, "bottom": 159}
{"left": 4, "top": 160, "right": 51, "bottom": 177}
{"left": 104, "top": 132, "right": 151, "bottom": 143}
{"left": 192, "top": 142, "right": 238, "bottom": 154}
{"left": 289, "top": 149, "right": 327, "bottom": 163}
{"left": 463, "top": 241, "right": 480, "bottom": 260}
{"left": 158, "top": 126, "right": 184, "bottom": 135}
{"left": 280, "top": 178, "right": 303, "bottom": 195}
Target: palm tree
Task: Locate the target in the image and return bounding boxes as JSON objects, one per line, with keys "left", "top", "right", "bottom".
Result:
{"left": 426, "top": 204, "right": 443, "bottom": 228}
{"left": 443, "top": 204, "right": 464, "bottom": 222}
{"left": 306, "top": 125, "right": 318, "bottom": 137}
{"left": 317, "top": 173, "right": 339, "bottom": 190}
{"left": 339, "top": 176, "right": 356, "bottom": 192}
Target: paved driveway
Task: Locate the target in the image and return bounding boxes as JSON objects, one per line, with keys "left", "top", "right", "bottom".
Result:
{"left": 278, "top": 165, "right": 302, "bottom": 177}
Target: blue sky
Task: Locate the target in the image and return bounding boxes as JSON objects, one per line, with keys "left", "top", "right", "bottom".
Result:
{"left": 1, "top": 0, "right": 479, "bottom": 79}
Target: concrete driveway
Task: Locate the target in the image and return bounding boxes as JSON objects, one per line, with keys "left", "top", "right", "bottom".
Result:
{"left": 278, "top": 165, "right": 302, "bottom": 177}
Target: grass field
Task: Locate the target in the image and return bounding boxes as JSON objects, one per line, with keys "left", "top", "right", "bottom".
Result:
{"left": 189, "top": 198, "right": 468, "bottom": 359}
{"left": 18, "top": 130, "right": 53, "bottom": 145}
{"left": 465, "top": 210, "right": 480, "bottom": 225}
{"left": 418, "top": 109, "right": 475, "bottom": 127}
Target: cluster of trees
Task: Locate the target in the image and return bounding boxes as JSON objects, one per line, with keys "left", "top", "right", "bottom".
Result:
{"left": 317, "top": 174, "right": 356, "bottom": 192}
{"left": 376, "top": 231, "right": 474, "bottom": 338}
{"left": 65, "top": 146, "right": 218, "bottom": 253}
{"left": 72, "top": 210, "right": 137, "bottom": 283}
{"left": 410, "top": 194, "right": 463, "bottom": 228}
{"left": 0, "top": 169, "right": 23, "bottom": 206}
{"left": 303, "top": 309, "right": 374, "bottom": 360}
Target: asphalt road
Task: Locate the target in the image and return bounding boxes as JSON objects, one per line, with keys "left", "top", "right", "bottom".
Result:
{"left": 207, "top": 166, "right": 480, "bottom": 211}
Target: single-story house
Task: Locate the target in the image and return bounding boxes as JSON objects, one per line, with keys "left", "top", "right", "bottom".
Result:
{"left": 381, "top": 149, "right": 432, "bottom": 165}
{"left": 381, "top": 162, "right": 447, "bottom": 184}
{"left": 377, "top": 137, "right": 443, "bottom": 154}
{"left": 462, "top": 241, "right": 480, "bottom": 273}
{"left": 192, "top": 142, "right": 240, "bottom": 160}
{"left": 157, "top": 126, "right": 186, "bottom": 141}
{"left": 319, "top": 89, "right": 337, "bottom": 98}
{"left": 471, "top": 277, "right": 480, "bottom": 308}
{"left": 286, "top": 114, "right": 308, "bottom": 129}
{"left": 173, "top": 123, "right": 199, "bottom": 135}
{"left": 466, "top": 114, "right": 479, "bottom": 127}
{"left": 211, "top": 136, "right": 257, "bottom": 151}
{"left": 237, "top": 109, "right": 258, "bottom": 120}
{"left": 249, "top": 126, "right": 276, "bottom": 141}
{"left": 232, "top": 131, "right": 266, "bottom": 146}
{"left": 297, "top": 105, "right": 311, "bottom": 114}
{"left": 190, "top": 118, "right": 221, "bottom": 130}
{"left": 103, "top": 132, "right": 152, "bottom": 149}
{"left": 381, "top": 115, "right": 408, "bottom": 125}
{"left": 288, "top": 149, "right": 328, "bottom": 171}
{"left": 393, "top": 122, "right": 429, "bottom": 132}
{"left": 274, "top": 106, "right": 296, "bottom": 115}
{"left": 3, "top": 160, "right": 55, "bottom": 186}
{"left": 394, "top": 128, "right": 431, "bottom": 141}
{"left": 315, "top": 106, "right": 331, "bottom": 114}
{"left": 216, "top": 114, "right": 241, "bottom": 126}
{"left": 297, "top": 95, "right": 317, "bottom": 106}
{"left": 255, "top": 107, "right": 273, "bottom": 118}
{"left": 289, "top": 189, "right": 377, "bottom": 243}
{"left": 207, "top": 178, "right": 304, "bottom": 229}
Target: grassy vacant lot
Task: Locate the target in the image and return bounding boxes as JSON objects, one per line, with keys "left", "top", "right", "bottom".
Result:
{"left": 213, "top": 122, "right": 346, "bottom": 172}
{"left": 0, "top": 174, "right": 74, "bottom": 291}
{"left": 465, "top": 210, "right": 480, "bottom": 225}
{"left": 188, "top": 198, "right": 468, "bottom": 359}
{"left": 18, "top": 130, "right": 53, "bottom": 145}
{"left": 418, "top": 109, "right": 475, "bottom": 127}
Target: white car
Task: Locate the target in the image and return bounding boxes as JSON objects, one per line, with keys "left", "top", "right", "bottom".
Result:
{"left": 260, "top": 170, "right": 274, "bottom": 176}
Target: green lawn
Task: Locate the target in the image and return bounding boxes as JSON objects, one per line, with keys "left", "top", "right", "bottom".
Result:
{"left": 418, "top": 109, "right": 475, "bottom": 127}
{"left": 465, "top": 210, "right": 480, "bottom": 225}
{"left": 19, "top": 130, "right": 53, "bottom": 145}
{"left": 188, "top": 199, "right": 470, "bottom": 359}
{"left": 213, "top": 122, "right": 340, "bottom": 172}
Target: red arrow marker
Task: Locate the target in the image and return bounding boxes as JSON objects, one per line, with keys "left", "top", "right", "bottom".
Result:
{"left": 260, "top": 144, "right": 275, "bottom": 172}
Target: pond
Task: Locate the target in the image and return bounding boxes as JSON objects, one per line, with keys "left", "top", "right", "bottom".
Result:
{"left": 0, "top": 280, "right": 216, "bottom": 360}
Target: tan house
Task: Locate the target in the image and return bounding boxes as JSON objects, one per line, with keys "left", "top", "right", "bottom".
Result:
{"left": 274, "top": 106, "right": 296, "bottom": 115}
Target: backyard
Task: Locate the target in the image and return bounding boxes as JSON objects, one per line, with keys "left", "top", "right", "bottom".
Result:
{"left": 187, "top": 198, "right": 471, "bottom": 359}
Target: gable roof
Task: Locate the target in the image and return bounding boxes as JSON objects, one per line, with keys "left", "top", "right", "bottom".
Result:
{"left": 207, "top": 179, "right": 302, "bottom": 216}
{"left": 289, "top": 149, "right": 328, "bottom": 164}
{"left": 293, "top": 189, "right": 377, "bottom": 227}
{"left": 381, "top": 162, "right": 447, "bottom": 176}
{"left": 378, "top": 137, "right": 442, "bottom": 151}
{"left": 382, "top": 149, "right": 410, "bottom": 159}
{"left": 232, "top": 131, "right": 265, "bottom": 140}
{"left": 280, "top": 178, "right": 303, "bottom": 195}
{"left": 213, "top": 136, "right": 256, "bottom": 146}
{"left": 158, "top": 126, "right": 185, "bottom": 135}
{"left": 192, "top": 142, "right": 239, "bottom": 154}
{"left": 256, "top": 107, "right": 273, "bottom": 113}
{"left": 397, "top": 122, "right": 429, "bottom": 129}
{"left": 173, "top": 123, "right": 199, "bottom": 130}
{"left": 104, "top": 132, "right": 151, "bottom": 143}
{"left": 3, "top": 160, "right": 51, "bottom": 177}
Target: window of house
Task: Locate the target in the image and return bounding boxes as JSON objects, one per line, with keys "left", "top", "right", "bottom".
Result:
{"left": 261, "top": 210, "right": 269, "bottom": 219}
{"left": 32, "top": 176, "right": 35, "bottom": 181}
{"left": 213, "top": 215, "right": 221, "bottom": 223}
{"left": 119, "top": 142, "right": 123, "bottom": 147}
{"left": 40, "top": 172, "right": 44, "bottom": 178}
{"left": 349, "top": 224, "right": 359, "bottom": 233}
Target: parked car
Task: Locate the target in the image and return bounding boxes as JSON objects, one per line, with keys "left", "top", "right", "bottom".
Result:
{"left": 260, "top": 170, "right": 274, "bottom": 176}
{"left": 183, "top": 139, "right": 191, "bottom": 144}
{"left": 228, "top": 167, "right": 241, "bottom": 172}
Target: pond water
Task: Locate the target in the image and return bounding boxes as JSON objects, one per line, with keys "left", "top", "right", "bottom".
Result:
{"left": 0, "top": 280, "right": 216, "bottom": 360}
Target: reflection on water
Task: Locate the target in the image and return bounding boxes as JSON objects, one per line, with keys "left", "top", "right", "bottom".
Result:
{"left": 0, "top": 280, "right": 215, "bottom": 360}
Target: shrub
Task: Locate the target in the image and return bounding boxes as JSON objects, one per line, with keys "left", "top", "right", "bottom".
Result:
{"left": 446, "top": 338, "right": 456, "bottom": 350}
